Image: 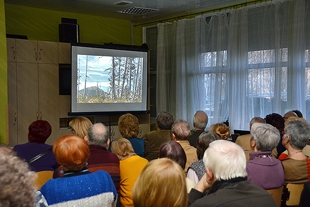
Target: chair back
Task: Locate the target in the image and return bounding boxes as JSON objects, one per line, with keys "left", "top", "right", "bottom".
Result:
{"left": 286, "top": 183, "right": 304, "bottom": 206}
{"left": 266, "top": 186, "right": 283, "bottom": 207}
{"left": 35, "top": 170, "right": 54, "bottom": 190}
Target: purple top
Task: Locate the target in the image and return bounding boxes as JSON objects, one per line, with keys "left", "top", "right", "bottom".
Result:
{"left": 246, "top": 151, "right": 284, "bottom": 190}
{"left": 13, "top": 142, "right": 59, "bottom": 172}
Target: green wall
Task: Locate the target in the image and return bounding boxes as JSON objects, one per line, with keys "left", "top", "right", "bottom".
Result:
{"left": 0, "top": 0, "right": 8, "bottom": 144}
{"left": 2, "top": 4, "right": 144, "bottom": 144}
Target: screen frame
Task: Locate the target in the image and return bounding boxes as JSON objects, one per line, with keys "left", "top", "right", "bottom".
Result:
{"left": 70, "top": 43, "right": 148, "bottom": 114}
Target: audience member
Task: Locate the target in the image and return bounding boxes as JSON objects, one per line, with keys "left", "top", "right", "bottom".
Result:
{"left": 0, "top": 146, "right": 38, "bottom": 207}
{"left": 265, "top": 113, "right": 285, "bottom": 157}
{"left": 209, "top": 122, "right": 230, "bottom": 140}
{"left": 86, "top": 123, "right": 120, "bottom": 192}
{"left": 235, "top": 117, "right": 266, "bottom": 161}
{"left": 279, "top": 117, "right": 310, "bottom": 159}
{"left": 13, "top": 120, "right": 59, "bottom": 172}
{"left": 143, "top": 111, "right": 174, "bottom": 161}
{"left": 172, "top": 119, "right": 198, "bottom": 172}
{"left": 188, "top": 140, "right": 277, "bottom": 207}
{"left": 299, "top": 182, "right": 310, "bottom": 207}
{"left": 118, "top": 113, "right": 144, "bottom": 157}
{"left": 132, "top": 158, "right": 188, "bottom": 207}
{"left": 40, "top": 135, "right": 117, "bottom": 206}
{"left": 246, "top": 123, "right": 284, "bottom": 189}
{"left": 187, "top": 131, "right": 218, "bottom": 184}
{"left": 292, "top": 109, "right": 303, "bottom": 118}
{"left": 188, "top": 111, "right": 208, "bottom": 147}
{"left": 279, "top": 120, "right": 310, "bottom": 184}
{"left": 111, "top": 138, "right": 148, "bottom": 207}
{"left": 283, "top": 111, "right": 298, "bottom": 121}
{"left": 159, "top": 140, "right": 195, "bottom": 192}
{"left": 69, "top": 116, "right": 92, "bottom": 140}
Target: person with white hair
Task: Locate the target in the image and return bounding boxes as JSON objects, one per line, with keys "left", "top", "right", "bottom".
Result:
{"left": 188, "top": 140, "right": 277, "bottom": 207}
{"left": 246, "top": 123, "right": 284, "bottom": 189}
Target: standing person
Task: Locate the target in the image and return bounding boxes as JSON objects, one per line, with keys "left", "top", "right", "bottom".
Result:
{"left": 235, "top": 117, "right": 266, "bottom": 161}
{"left": 40, "top": 135, "right": 117, "bottom": 206}
{"left": 118, "top": 113, "right": 144, "bottom": 157}
{"left": 13, "top": 120, "right": 59, "bottom": 172}
{"left": 246, "top": 123, "right": 284, "bottom": 189}
{"left": 188, "top": 140, "right": 277, "bottom": 207}
{"left": 188, "top": 111, "right": 208, "bottom": 147}
{"left": 132, "top": 158, "right": 188, "bottom": 207}
{"left": 86, "top": 123, "right": 120, "bottom": 192}
{"left": 143, "top": 111, "right": 174, "bottom": 161}
{"left": 172, "top": 119, "right": 198, "bottom": 172}
{"left": 111, "top": 138, "right": 148, "bottom": 207}
{"left": 187, "top": 131, "right": 219, "bottom": 184}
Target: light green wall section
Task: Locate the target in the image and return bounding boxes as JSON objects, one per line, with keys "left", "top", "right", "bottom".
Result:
{"left": 0, "top": 0, "right": 8, "bottom": 144}
{"left": 5, "top": 4, "right": 135, "bottom": 44}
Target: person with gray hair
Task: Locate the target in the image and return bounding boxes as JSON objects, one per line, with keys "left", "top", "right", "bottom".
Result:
{"left": 143, "top": 111, "right": 174, "bottom": 161}
{"left": 188, "top": 140, "right": 277, "bottom": 207}
{"left": 280, "top": 120, "right": 310, "bottom": 183}
{"left": 246, "top": 123, "right": 284, "bottom": 189}
{"left": 188, "top": 111, "right": 208, "bottom": 147}
{"left": 235, "top": 117, "right": 266, "bottom": 161}
{"left": 172, "top": 119, "right": 198, "bottom": 172}
{"left": 86, "top": 123, "right": 120, "bottom": 192}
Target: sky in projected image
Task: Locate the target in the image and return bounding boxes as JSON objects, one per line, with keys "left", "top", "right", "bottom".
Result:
{"left": 77, "top": 54, "right": 144, "bottom": 104}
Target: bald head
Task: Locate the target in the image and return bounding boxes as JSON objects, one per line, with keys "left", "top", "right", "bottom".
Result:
{"left": 193, "top": 111, "right": 208, "bottom": 130}
{"left": 87, "top": 123, "right": 109, "bottom": 147}
{"left": 284, "top": 111, "right": 298, "bottom": 121}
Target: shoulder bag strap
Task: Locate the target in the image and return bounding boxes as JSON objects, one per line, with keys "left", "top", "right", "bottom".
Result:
{"left": 28, "top": 148, "right": 52, "bottom": 164}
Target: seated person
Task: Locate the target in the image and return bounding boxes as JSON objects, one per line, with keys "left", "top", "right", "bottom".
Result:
{"left": 13, "top": 120, "right": 59, "bottom": 172}
{"left": 132, "top": 158, "right": 188, "bottom": 207}
{"left": 111, "top": 138, "right": 148, "bottom": 207}
{"left": 188, "top": 111, "right": 208, "bottom": 147}
{"left": 118, "top": 113, "right": 144, "bottom": 157}
{"left": 69, "top": 116, "right": 92, "bottom": 140}
{"left": 86, "top": 123, "right": 120, "bottom": 192}
{"left": 159, "top": 140, "right": 195, "bottom": 192}
{"left": 143, "top": 111, "right": 174, "bottom": 161}
{"left": 40, "top": 135, "right": 117, "bottom": 206}
{"left": 280, "top": 120, "right": 310, "bottom": 184}
{"left": 187, "top": 131, "right": 219, "bottom": 184}
{"left": 299, "top": 182, "right": 310, "bottom": 207}
{"left": 246, "top": 123, "right": 284, "bottom": 189}
{"left": 188, "top": 140, "right": 277, "bottom": 207}
{"left": 209, "top": 123, "right": 230, "bottom": 140}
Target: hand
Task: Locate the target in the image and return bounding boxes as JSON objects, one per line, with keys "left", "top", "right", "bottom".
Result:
{"left": 195, "top": 173, "right": 212, "bottom": 193}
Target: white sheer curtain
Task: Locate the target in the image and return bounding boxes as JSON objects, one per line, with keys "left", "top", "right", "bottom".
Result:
{"left": 156, "top": 0, "right": 310, "bottom": 131}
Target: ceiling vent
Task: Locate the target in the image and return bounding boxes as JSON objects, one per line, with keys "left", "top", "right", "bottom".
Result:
{"left": 118, "top": 7, "right": 159, "bottom": 15}
{"left": 114, "top": 1, "right": 132, "bottom": 6}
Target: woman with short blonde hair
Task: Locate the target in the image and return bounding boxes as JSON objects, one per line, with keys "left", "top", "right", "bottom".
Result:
{"left": 69, "top": 116, "right": 92, "bottom": 139}
{"left": 132, "top": 158, "right": 188, "bottom": 207}
{"left": 111, "top": 138, "right": 148, "bottom": 207}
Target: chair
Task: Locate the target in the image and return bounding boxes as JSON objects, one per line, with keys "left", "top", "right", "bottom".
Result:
{"left": 267, "top": 186, "right": 283, "bottom": 207}
{"left": 285, "top": 183, "right": 304, "bottom": 207}
{"left": 35, "top": 171, "right": 54, "bottom": 190}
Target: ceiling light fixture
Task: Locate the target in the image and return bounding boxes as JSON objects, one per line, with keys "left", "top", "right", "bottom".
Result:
{"left": 118, "top": 7, "right": 159, "bottom": 15}
{"left": 114, "top": 1, "right": 132, "bottom": 6}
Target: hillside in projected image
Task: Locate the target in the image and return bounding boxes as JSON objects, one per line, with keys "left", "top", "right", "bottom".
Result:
{"left": 77, "top": 55, "right": 143, "bottom": 103}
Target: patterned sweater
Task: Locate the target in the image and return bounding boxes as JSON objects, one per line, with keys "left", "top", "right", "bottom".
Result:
{"left": 40, "top": 170, "right": 117, "bottom": 207}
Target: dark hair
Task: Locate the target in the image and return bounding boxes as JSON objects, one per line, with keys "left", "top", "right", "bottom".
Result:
{"left": 156, "top": 112, "right": 174, "bottom": 130}
{"left": 28, "top": 120, "right": 52, "bottom": 143}
{"left": 292, "top": 110, "right": 303, "bottom": 118}
{"left": 196, "top": 131, "right": 219, "bottom": 159}
{"left": 264, "top": 113, "right": 284, "bottom": 131}
{"left": 159, "top": 140, "right": 186, "bottom": 169}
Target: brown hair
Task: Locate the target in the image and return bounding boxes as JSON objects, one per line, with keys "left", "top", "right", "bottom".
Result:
{"left": 132, "top": 158, "right": 187, "bottom": 207}
{"left": 209, "top": 123, "right": 231, "bottom": 140}
{"left": 118, "top": 113, "right": 140, "bottom": 138}
{"left": 53, "top": 135, "right": 90, "bottom": 171}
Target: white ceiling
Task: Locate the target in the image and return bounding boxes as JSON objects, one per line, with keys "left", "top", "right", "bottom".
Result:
{"left": 5, "top": 0, "right": 256, "bottom": 24}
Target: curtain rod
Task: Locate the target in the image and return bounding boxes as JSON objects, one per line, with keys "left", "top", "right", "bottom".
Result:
{"left": 133, "top": 0, "right": 271, "bottom": 27}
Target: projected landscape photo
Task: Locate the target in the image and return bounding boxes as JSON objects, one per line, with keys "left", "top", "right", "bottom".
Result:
{"left": 77, "top": 55, "right": 144, "bottom": 104}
